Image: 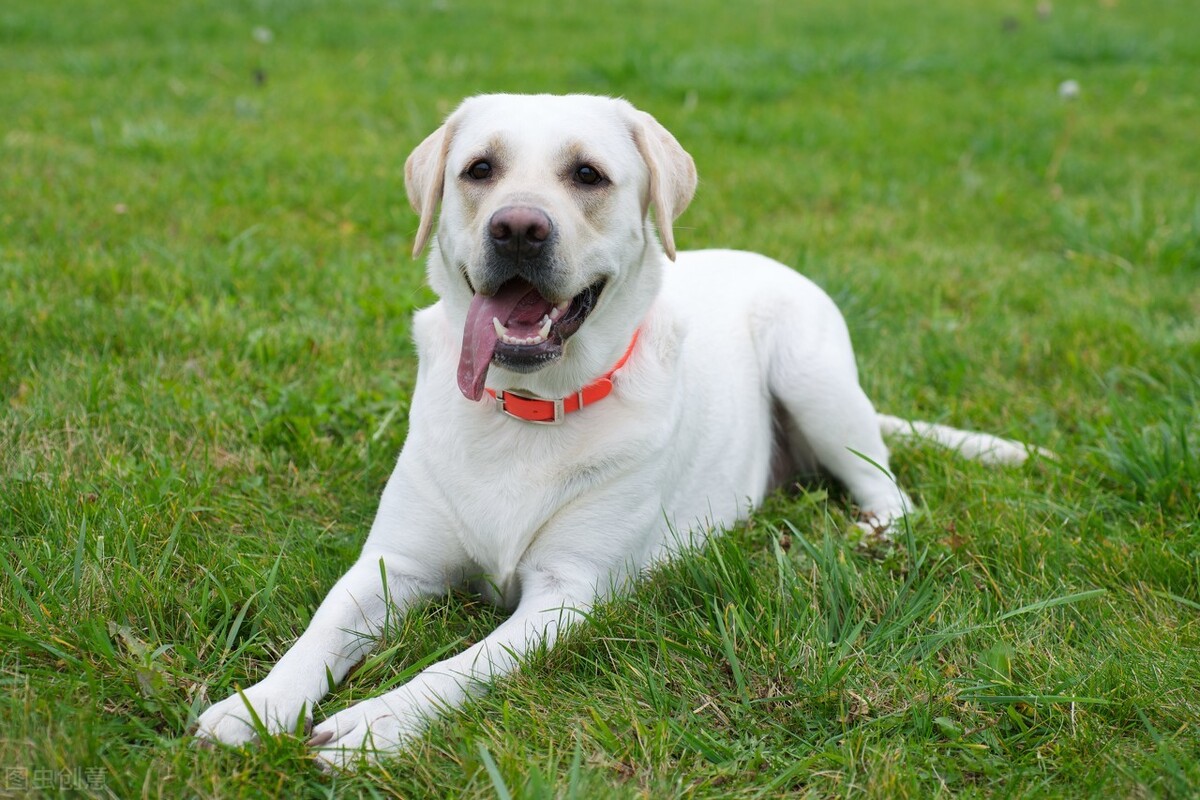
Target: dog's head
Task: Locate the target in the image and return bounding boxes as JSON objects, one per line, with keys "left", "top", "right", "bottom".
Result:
{"left": 405, "top": 94, "right": 696, "bottom": 401}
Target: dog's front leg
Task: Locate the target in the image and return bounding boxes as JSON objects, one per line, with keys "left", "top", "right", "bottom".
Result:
{"left": 194, "top": 551, "right": 444, "bottom": 745}
{"left": 308, "top": 563, "right": 600, "bottom": 769}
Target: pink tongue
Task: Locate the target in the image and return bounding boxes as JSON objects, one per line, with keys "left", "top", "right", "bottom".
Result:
{"left": 458, "top": 281, "right": 550, "bottom": 401}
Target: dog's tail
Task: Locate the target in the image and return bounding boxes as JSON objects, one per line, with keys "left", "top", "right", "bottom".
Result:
{"left": 878, "top": 414, "right": 1053, "bottom": 465}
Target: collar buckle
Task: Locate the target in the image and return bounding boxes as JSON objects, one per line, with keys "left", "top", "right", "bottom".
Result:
{"left": 495, "top": 390, "right": 565, "bottom": 425}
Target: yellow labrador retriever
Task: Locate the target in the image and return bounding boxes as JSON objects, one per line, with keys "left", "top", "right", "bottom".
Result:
{"left": 195, "top": 94, "right": 1040, "bottom": 767}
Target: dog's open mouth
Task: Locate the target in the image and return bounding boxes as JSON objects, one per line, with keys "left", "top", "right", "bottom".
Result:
{"left": 458, "top": 278, "right": 604, "bottom": 401}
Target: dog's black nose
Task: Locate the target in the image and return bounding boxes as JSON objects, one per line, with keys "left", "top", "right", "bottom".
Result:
{"left": 488, "top": 206, "right": 552, "bottom": 258}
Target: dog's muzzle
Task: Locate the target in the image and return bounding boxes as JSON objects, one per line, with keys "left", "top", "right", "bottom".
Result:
{"left": 457, "top": 277, "right": 606, "bottom": 402}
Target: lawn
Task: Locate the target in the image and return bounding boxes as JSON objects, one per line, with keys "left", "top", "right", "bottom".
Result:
{"left": 2, "top": 0, "right": 1198, "bottom": 797}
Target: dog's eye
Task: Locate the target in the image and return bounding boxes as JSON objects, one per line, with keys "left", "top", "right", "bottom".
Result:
{"left": 574, "top": 164, "right": 604, "bottom": 186}
{"left": 466, "top": 160, "right": 492, "bottom": 180}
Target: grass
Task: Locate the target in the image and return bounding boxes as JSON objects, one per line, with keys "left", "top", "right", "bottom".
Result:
{"left": 2, "top": 0, "right": 1198, "bottom": 796}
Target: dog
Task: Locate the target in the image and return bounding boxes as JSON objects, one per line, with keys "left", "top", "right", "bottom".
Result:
{"left": 194, "top": 94, "right": 1041, "bottom": 768}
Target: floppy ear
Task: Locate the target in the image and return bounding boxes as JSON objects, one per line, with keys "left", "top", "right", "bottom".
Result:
{"left": 404, "top": 119, "right": 456, "bottom": 259}
{"left": 631, "top": 110, "right": 697, "bottom": 261}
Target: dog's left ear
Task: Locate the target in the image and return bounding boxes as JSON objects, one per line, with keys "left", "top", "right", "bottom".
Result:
{"left": 405, "top": 119, "right": 457, "bottom": 259}
{"left": 630, "top": 110, "right": 697, "bottom": 261}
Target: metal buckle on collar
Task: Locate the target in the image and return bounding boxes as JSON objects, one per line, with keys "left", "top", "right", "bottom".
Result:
{"left": 495, "top": 390, "right": 565, "bottom": 426}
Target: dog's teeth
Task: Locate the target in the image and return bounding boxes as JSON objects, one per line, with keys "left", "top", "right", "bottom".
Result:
{"left": 497, "top": 322, "right": 551, "bottom": 347}
{"left": 549, "top": 300, "right": 570, "bottom": 321}
{"left": 500, "top": 332, "right": 546, "bottom": 346}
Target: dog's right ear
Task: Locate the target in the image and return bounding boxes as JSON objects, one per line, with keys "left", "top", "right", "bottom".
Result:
{"left": 404, "top": 119, "right": 456, "bottom": 259}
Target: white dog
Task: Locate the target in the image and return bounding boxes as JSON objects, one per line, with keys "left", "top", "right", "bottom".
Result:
{"left": 195, "top": 94, "right": 1039, "bottom": 767}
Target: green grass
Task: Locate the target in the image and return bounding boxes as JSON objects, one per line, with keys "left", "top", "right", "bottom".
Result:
{"left": 2, "top": 0, "right": 1198, "bottom": 796}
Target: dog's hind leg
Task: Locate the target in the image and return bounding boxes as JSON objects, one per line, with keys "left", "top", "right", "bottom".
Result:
{"left": 774, "top": 383, "right": 911, "bottom": 533}
{"left": 765, "top": 309, "right": 911, "bottom": 534}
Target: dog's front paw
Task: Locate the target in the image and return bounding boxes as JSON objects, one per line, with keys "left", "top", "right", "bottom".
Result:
{"left": 307, "top": 696, "right": 426, "bottom": 770}
{"left": 194, "top": 681, "right": 311, "bottom": 746}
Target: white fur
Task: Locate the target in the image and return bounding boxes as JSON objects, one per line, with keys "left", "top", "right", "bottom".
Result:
{"left": 194, "top": 95, "right": 1042, "bottom": 768}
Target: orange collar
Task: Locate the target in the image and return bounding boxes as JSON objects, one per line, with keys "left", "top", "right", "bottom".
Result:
{"left": 485, "top": 330, "right": 640, "bottom": 425}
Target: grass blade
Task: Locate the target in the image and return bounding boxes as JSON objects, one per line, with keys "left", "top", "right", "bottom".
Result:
{"left": 997, "top": 589, "right": 1107, "bottom": 621}
{"left": 476, "top": 743, "right": 513, "bottom": 800}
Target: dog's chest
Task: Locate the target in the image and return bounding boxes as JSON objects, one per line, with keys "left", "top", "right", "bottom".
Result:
{"left": 422, "top": 412, "right": 640, "bottom": 590}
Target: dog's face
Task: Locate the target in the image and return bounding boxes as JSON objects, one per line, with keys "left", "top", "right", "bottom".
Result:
{"left": 405, "top": 94, "right": 696, "bottom": 400}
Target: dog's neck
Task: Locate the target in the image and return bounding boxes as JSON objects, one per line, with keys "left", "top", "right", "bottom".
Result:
{"left": 484, "top": 329, "right": 640, "bottom": 423}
